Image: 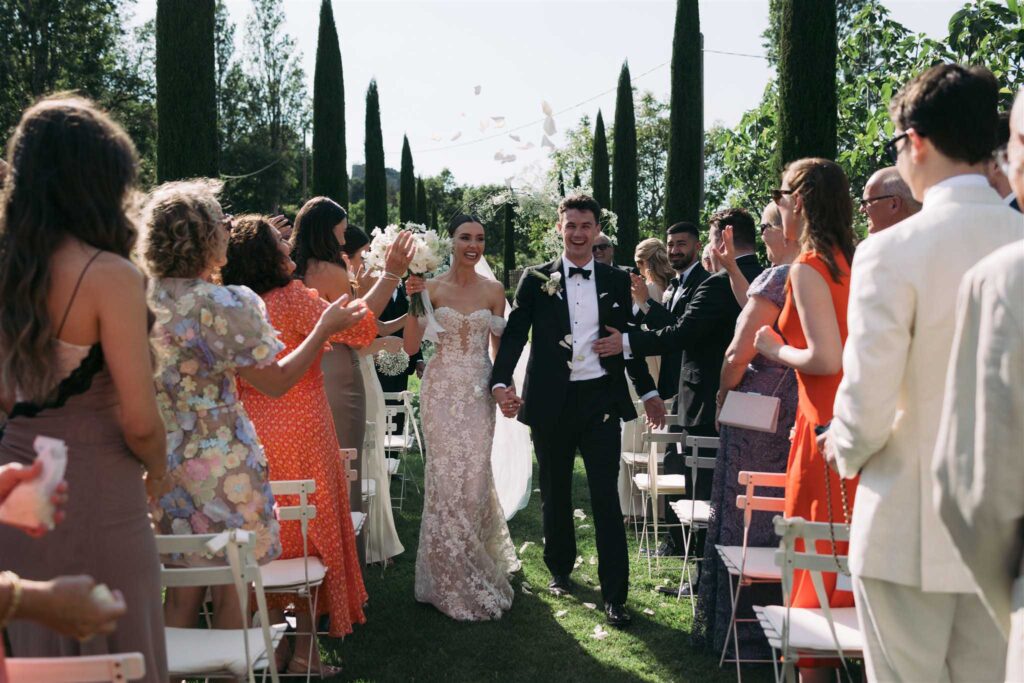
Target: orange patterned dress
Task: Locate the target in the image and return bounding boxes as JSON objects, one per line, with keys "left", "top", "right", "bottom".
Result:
{"left": 239, "top": 280, "right": 377, "bottom": 637}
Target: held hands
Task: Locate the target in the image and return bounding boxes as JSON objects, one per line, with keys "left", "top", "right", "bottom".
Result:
{"left": 492, "top": 386, "right": 523, "bottom": 418}
{"left": 643, "top": 396, "right": 667, "bottom": 429}
{"left": 753, "top": 325, "right": 785, "bottom": 361}
{"left": 320, "top": 294, "right": 369, "bottom": 334}
{"left": 0, "top": 461, "right": 68, "bottom": 537}
{"left": 38, "top": 575, "right": 127, "bottom": 641}
{"left": 592, "top": 326, "right": 624, "bottom": 357}
{"left": 629, "top": 273, "right": 648, "bottom": 307}
{"left": 385, "top": 230, "right": 418, "bottom": 277}
{"left": 405, "top": 274, "right": 427, "bottom": 297}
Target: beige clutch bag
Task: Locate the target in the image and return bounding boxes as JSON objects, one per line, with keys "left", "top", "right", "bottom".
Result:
{"left": 718, "top": 390, "right": 781, "bottom": 434}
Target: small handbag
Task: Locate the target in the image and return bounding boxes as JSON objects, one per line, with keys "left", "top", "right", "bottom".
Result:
{"left": 718, "top": 367, "right": 791, "bottom": 434}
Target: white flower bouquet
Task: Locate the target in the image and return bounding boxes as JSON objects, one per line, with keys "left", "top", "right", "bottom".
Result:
{"left": 365, "top": 222, "right": 450, "bottom": 316}
{"left": 375, "top": 348, "right": 410, "bottom": 376}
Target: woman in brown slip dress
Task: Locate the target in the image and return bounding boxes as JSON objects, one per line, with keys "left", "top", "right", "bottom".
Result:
{"left": 0, "top": 96, "right": 168, "bottom": 682}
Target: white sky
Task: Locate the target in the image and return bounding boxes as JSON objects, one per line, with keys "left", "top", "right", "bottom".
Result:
{"left": 131, "top": 0, "right": 962, "bottom": 185}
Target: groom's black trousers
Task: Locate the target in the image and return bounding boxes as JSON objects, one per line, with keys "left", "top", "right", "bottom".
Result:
{"left": 530, "top": 376, "right": 628, "bottom": 606}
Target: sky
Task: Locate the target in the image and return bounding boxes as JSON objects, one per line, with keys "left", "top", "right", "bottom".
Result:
{"left": 131, "top": 0, "right": 964, "bottom": 186}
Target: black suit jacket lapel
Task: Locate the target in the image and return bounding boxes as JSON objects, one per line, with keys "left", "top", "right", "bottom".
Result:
{"left": 549, "top": 258, "right": 572, "bottom": 342}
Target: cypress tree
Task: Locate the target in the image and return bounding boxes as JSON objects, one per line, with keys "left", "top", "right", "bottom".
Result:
{"left": 572, "top": 170, "right": 582, "bottom": 190}
{"left": 591, "top": 110, "right": 610, "bottom": 209}
{"left": 312, "top": 0, "right": 347, "bottom": 206}
{"left": 399, "top": 135, "right": 415, "bottom": 222}
{"left": 430, "top": 201, "right": 439, "bottom": 231}
{"left": 415, "top": 177, "right": 428, "bottom": 224}
{"left": 664, "top": 0, "right": 702, "bottom": 226}
{"left": 503, "top": 201, "right": 515, "bottom": 289}
{"left": 776, "top": 0, "right": 837, "bottom": 169}
{"left": 364, "top": 80, "right": 388, "bottom": 232}
{"left": 557, "top": 169, "right": 566, "bottom": 197}
{"left": 156, "top": 0, "right": 217, "bottom": 181}
{"left": 612, "top": 62, "right": 639, "bottom": 267}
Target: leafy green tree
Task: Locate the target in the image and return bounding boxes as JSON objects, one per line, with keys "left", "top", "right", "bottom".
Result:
{"left": 156, "top": 0, "right": 218, "bottom": 182}
{"left": 612, "top": 62, "right": 639, "bottom": 267}
{"left": 364, "top": 80, "right": 388, "bottom": 232}
{"left": 557, "top": 170, "right": 566, "bottom": 197}
{"left": 776, "top": 0, "right": 837, "bottom": 168}
{"left": 399, "top": 135, "right": 416, "bottom": 222}
{"left": 312, "top": 0, "right": 347, "bottom": 206}
{"left": 664, "top": 0, "right": 702, "bottom": 226}
{"left": 572, "top": 170, "right": 582, "bottom": 189}
{"left": 416, "top": 177, "right": 428, "bottom": 224}
{"left": 591, "top": 110, "right": 610, "bottom": 208}
{"left": 636, "top": 92, "right": 671, "bottom": 236}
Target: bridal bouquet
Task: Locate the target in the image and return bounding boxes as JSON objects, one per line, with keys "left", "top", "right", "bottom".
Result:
{"left": 375, "top": 348, "right": 410, "bottom": 376}
{"left": 365, "top": 222, "right": 450, "bottom": 316}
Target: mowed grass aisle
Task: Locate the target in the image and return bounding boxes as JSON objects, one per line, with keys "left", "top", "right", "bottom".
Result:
{"left": 324, "top": 445, "right": 776, "bottom": 683}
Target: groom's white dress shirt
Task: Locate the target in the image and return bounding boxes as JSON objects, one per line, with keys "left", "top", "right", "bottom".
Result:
{"left": 565, "top": 257, "right": 604, "bottom": 382}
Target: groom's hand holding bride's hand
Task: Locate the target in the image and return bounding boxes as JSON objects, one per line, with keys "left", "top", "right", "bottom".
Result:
{"left": 643, "top": 396, "right": 667, "bottom": 429}
{"left": 593, "top": 326, "right": 623, "bottom": 357}
{"left": 492, "top": 386, "right": 522, "bottom": 418}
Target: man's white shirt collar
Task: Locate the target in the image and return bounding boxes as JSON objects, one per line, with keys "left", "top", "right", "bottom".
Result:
{"left": 562, "top": 255, "right": 596, "bottom": 274}
{"left": 923, "top": 173, "right": 989, "bottom": 204}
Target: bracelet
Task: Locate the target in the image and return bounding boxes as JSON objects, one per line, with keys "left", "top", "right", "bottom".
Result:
{"left": 383, "top": 271, "right": 404, "bottom": 281}
{"left": 1, "top": 571, "right": 23, "bottom": 627}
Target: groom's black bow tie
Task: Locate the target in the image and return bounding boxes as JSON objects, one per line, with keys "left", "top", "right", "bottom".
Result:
{"left": 568, "top": 266, "right": 591, "bottom": 279}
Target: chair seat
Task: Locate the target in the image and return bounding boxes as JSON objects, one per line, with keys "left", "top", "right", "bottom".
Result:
{"left": 384, "top": 435, "right": 413, "bottom": 450}
{"left": 351, "top": 510, "right": 366, "bottom": 536}
{"left": 5, "top": 654, "right": 146, "bottom": 683}
{"left": 166, "top": 624, "right": 287, "bottom": 677}
{"left": 669, "top": 499, "right": 711, "bottom": 524}
{"left": 362, "top": 479, "right": 376, "bottom": 499}
{"left": 621, "top": 450, "right": 666, "bottom": 467}
{"left": 716, "top": 545, "right": 782, "bottom": 581}
{"left": 386, "top": 457, "right": 400, "bottom": 475}
{"left": 260, "top": 556, "right": 327, "bottom": 590}
{"left": 754, "top": 604, "right": 863, "bottom": 655}
{"left": 632, "top": 472, "right": 686, "bottom": 493}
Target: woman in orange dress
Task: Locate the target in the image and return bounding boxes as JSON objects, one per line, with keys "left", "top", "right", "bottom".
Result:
{"left": 754, "top": 158, "right": 857, "bottom": 680}
{"left": 222, "top": 215, "right": 413, "bottom": 676}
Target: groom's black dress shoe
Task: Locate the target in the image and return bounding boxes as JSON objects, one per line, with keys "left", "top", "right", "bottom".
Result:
{"left": 548, "top": 575, "right": 572, "bottom": 597}
{"left": 604, "top": 603, "right": 632, "bottom": 628}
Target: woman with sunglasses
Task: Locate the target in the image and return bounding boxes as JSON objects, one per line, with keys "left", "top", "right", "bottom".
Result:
{"left": 754, "top": 159, "right": 857, "bottom": 681}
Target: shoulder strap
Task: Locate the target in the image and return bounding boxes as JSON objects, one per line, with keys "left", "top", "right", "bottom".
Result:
{"left": 55, "top": 250, "right": 103, "bottom": 338}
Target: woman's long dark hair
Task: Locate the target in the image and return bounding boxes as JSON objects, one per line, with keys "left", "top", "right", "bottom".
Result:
{"left": 783, "top": 158, "right": 856, "bottom": 283}
{"left": 341, "top": 225, "right": 369, "bottom": 258}
{"left": 221, "top": 214, "right": 293, "bottom": 295}
{"left": 0, "top": 94, "right": 139, "bottom": 402}
{"left": 290, "top": 196, "right": 346, "bottom": 277}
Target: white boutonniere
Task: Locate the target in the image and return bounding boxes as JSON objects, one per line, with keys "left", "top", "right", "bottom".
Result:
{"left": 528, "top": 269, "right": 562, "bottom": 298}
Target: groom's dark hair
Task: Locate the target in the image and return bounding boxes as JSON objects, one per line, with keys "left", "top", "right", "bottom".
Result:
{"left": 558, "top": 193, "right": 601, "bottom": 223}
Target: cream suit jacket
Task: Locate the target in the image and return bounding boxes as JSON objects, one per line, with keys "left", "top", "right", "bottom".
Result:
{"left": 832, "top": 181, "right": 1024, "bottom": 591}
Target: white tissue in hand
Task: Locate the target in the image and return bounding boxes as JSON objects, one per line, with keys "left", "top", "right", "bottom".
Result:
{"left": 90, "top": 583, "right": 117, "bottom": 608}
{"left": 0, "top": 436, "right": 68, "bottom": 530}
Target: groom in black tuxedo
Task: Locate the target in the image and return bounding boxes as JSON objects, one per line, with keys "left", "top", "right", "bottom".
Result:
{"left": 491, "top": 194, "right": 665, "bottom": 628}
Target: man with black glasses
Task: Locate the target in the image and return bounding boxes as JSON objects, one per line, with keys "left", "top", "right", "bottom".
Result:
{"left": 859, "top": 166, "right": 921, "bottom": 234}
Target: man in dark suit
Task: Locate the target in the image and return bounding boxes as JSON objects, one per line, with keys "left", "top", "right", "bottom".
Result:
{"left": 987, "top": 111, "right": 1022, "bottom": 212}
{"left": 491, "top": 194, "right": 664, "bottom": 628}
{"left": 594, "top": 208, "right": 764, "bottom": 570}
{"left": 593, "top": 231, "right": 640, "bottom": 275}
{"left": 376, "top": 282, "right": 423, "bottom": 435}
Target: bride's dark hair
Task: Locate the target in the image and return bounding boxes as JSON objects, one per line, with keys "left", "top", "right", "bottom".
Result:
{"left": 447, "top": 213, "right": 484, "bottom": 237}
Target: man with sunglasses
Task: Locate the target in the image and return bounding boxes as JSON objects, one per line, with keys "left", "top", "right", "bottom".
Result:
{"left": 822, "top": 64, "right": 1023, "bottom": 682}
{"left": 592, "top": 232, "right": 639, "bottom": 274}
{"left": 859, "top": 166, "right": 921, "bottom": 234}
{"left": 984, "top": 112, "right": 1021, "bottom": 212}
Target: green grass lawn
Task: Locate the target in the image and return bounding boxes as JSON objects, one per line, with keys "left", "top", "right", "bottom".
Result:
{"left": 322, "top": 437, "right": 777, "bottom": 683}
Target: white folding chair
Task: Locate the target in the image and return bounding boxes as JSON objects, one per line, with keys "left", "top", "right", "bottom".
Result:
{"left": 157, "top": 530, "right": 286, "bottom": 683}
{"left": 5, "top": 653, "right": 146, "bottom": 683}
{"left": 754, "top": 516, "right": 863, "bottom": 683}
{"left": 634, "top": 426, "right": 687, "bottom": 576}
{"left": 382, "top": 391, "right": 424, "bottom": 505}
{"left": 262, "top": 479, "right": 325, "bottom": 681}
{"left": 716, "top": 471, "right": 786, "bottom": 680}
{"left": 668, "top": 434, "right": 718, "bottom": 615}
{"left": 620, "top": 399, "right": 658, "bottom": 540}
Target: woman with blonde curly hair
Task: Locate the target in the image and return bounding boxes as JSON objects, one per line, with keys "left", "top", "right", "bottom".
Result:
{"left": 632, "top": 237, "right": 675, "bottom": 382}
{"left": 142, "top": 179, "right": 369, "bottom": 640}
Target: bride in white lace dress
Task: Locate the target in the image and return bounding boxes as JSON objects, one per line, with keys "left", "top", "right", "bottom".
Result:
{"left": 404, "top": 215, "right": 520, "bottom": 621}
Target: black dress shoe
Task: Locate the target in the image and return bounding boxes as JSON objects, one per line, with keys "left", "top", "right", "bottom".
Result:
{"left": 548, "top": 575, "right": 572, "bottom": 597}
{"left": 604, "top": 602, "right": 632, "bottom": 628}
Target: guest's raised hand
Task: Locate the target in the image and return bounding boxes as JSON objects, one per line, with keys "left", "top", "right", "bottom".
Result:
{"left": 593, "top": 326, "right": 624, "bottom": 357}
{"left": 715, "top": 226, "right": 738, "bottom": 272}
{"left": 630, "top": 273, "right": 647, "bottom": 307}
{"left": 320, "top": 294, "right": 369, "bottom": 333}
{"left": 405, "top": 274, "right": 427, "bottom": 296}
{"left": 269, "top": 214, "right": 292, "bottom": 241}
{"left": 353, "top": 263, "right": 377, "bottom": 294}
{"left": 385, "top": 230, "right": 417, "bottom": 277}
{"left": 753, "top": 325, "right": 784, "bottom": 360}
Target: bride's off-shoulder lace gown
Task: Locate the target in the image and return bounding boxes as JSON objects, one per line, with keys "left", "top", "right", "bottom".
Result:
{"left": 414, "top": 306, "right": 520, "bottom": 620}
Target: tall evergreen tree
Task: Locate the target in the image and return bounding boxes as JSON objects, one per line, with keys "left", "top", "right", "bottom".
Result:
{"left": 364, "top": 80, "right": 388, "bottom": 232}
{"left": 156, "top": 0, "right": 217, "bottom": 181}
{"left": 776, "top": 0, "right": 837, "bottom": 168}
{"left": 399, "top": 135, "right": 416, "bottom": 222}
{"left": 573, "top": 170, "right": 582, "bottom": 190}
{"left": 503, "top": 201, "right": 515, "bottom": 289}
{"left": 311, "top": 0, "right": 346, "bottom": 206}
{"left": 591, "top": 110, "right": 610, "bottom": 209}
{"left": 664, "top": 0, "right": 702, "bottom": 226}
{"left": 557, "top": 169, "right": 566, "bottom": 197}
{"left": 612, "top": 62, "right": 639, "bottom": 267}
{"left": 430, "top": 201, "right": 439, "bottom": 231}
{"left": 415, "top": 177, "right": 428, "bottom": 224}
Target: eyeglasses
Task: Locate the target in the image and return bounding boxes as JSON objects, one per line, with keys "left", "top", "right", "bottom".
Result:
{"left": 771, "top": 189, "right": 795, "bottom": 204}
{"left": 758, "top": 222, "right": 780, "bottom": 234}
{"left": 884, "top": 132, "right": 910, "bottom": 164}
{"left": 994, "top": 146, "right": 1009, "bottom": 178}
{"left": 592, "top": 244, "right": 611, "bottom": 252}
{"left": 859, "top": 195, "right": 896, "bottom": 209}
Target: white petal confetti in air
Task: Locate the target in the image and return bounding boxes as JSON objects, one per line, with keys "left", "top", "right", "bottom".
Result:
{"left": 480, "top": 119, "right": 491, "bottom": 132}
{"left": 555, "top": 610, "right": 568, "bottom": 618}
{"left": 542, "top": 100, "right": 553, "bottom": 116}
{"left": 450, "top": 131, "right": 462, "bottom": 141}
{"left": 574, "top": 509, "right": 586, "bottom": 520}
{"left": 591, "top": 625, "right": 610, "bottom": 640}
{"left": 544, "top": 116, "right": 557, "bottom": 136}
{"left": 502, "top": 154, "right": 516, "bottom": 164}
{"left": 542, "top": 135, "right": 556, "bottom": 150}
{"left": 492, "top": 116, "right": 506, "bottom": 127}
{"left": 517, "top": 142, "right": 535, "bottom": 150}
{"left": 494, "top": 150, "right": 505, "bottom": 161}
{"left": 430, "top": 133, "right": 442, "bottom": 141}
{"left": 509, "top": 134, "right": 521, "bottom": 142}
{"left": 474, "top": 85, "right": 482, "bottom": 95}
{"left": 583, "top": 602, "right": 597, "bottom": 610}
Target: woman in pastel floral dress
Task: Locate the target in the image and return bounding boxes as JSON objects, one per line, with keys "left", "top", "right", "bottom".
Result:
{"left": 142, "top": 180, "right": 369, "bottom": 633}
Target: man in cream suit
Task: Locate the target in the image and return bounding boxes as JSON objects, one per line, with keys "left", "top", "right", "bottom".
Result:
{"left": 934, "top": 90, "right": 1024, "bottom": 682}
{"left": 823, "top": 65, "right": 1024, "bottom": 681}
